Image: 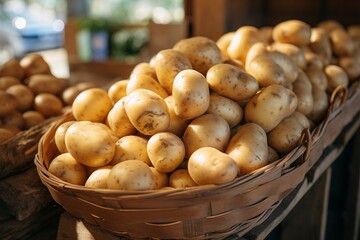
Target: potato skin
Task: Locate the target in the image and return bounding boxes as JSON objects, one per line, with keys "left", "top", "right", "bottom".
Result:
{"left": 183, "top": 113, "right": 231, "bottom": 157}
{"left": 126, "top": 74, "right": 168, "bottom": 99}
{"left": 272, "top": 20, "right": 311, "bottom": 46}
{"left": 245, "top": 85, "right": 298, "bottom": 132}
{"left": 164, "top": 96, "right": 191, "bottom": 137}
{"left": 173, "top": 36, "right": 223, "bottom": 75}
{"left": 268, "top": 111, "right": 311, "bottom": 154}
{"left": 0, "top": 91, "right": 17, "bottom": 117}
{"left": 292, "top": 69, "right": 314, "bottom": 115}
{"left": 27, "top": 74, "right": 64, "bottom": 95}
{"left": 172, "top": 69, "right": 210, "bottom": 120}
{"left": 307, "top": 85, "right": 329, "bottom": 124}
{"left": 324, "top": 65, "right": 349, "bottom": 93}
{"left": 107, "top": 80, "right": 128, "bottom": 104}
{"left": 308, "top": 28, "right": 332, "bottom": 66}
{"left": 206, "top": 63, "right": 259, "bottom": 101}
{"left": 169, "top": 169, "right": 198, "bottom": 188}
{"left": 34, "top": 93, "right": 63, "bottom": 118}
{"left": 54, "top": 121, "right": 76, "bottom": 153}
{"left": 6, "top": 84, "right": 34, "bottom": 111}
{"left": 85, "top": 165, "right": 112, "bottom": 189}
{"left": 226, "top": 123, "right": 268, "bottom": 175}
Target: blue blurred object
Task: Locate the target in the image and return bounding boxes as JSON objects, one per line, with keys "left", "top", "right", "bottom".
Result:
{"left": 0, "top": 1, "right": 65, "bottom": 63}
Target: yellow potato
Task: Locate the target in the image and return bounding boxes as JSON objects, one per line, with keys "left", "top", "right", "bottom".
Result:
{"left": 182, "top": 113, "right": 230, "bottom": 157}
{"left": 164, "top": 96, "right": 191, "bottom": 137}
{"left": 27, "top": 74, "right": 64, "bottom": 95}
{"left": 329, "top": 27, "right": 354, "bottom": 56}
{"left": 172, "top": 69, "right": 210, "bottom": 119}
{"left": 126, "top": 74, "right": 168, "bottom": 99}
{"left": 272, "top": 20, "right": 311, "bottom": 46}
{"left": 173, "top": 36, "right": 223, "bottom": 75}
{"left": 226, "top": 123, "right": 268, "bottom": 175}
{"left": 0, "top": 59, "right": 25, "bottom": 80}
{"left": 85, "top": 165, "right": 113, "bottom": 189}
{"left": 168, "top": 169, "right": 198, "bottom": 188}
{"left": 154, "top": 49, "right": 192, "bottom": 94}
{"left": 48, "top": 153, "right": 87, "bottom": 185}
{"left": 19, "top": 53, "right": 51, "bottom": 77}
{"left": 245, "top": 85, "right": 298, "bottom": 132}
{"left": 338, "top": 56, "right": 360, "bottom": 81}
{"left": 292, "top": 69, "right": 314, "bottom": 115}
{"left": 303, "top": 49, "right": 324, "bottom": 69}
{"left": 259, "top": 26, "right": 274, "bottom": 44}
{"left": 0, "top": 76, "right": 21, "bottom": 90}
{"left": 107, "top": 160, "right": 156, "bottom": 190}
{"left": 72, "top": 88, "right": 113, "bottom": 123}
{"left": 206, "top": 63, "right": 259, "bottom": 101}
{"left": 188, "top": 147, "right": 238, "bottom": 185}
{"left": 307, "top": 85, "right": 329, "bottom": 124}
{"left": 0, "top": 91, "right": 18, "bottom": 117}
{"left": 34, "top": 93, "right": 63, "bottom": 118}
{"left": 268, "top": 50, "right": 299, "bottom": 83}
{"left": 129, "top": 62, "right": 158, "bottom": 81}
{"left": 6, "top": 84, "right": 34, "bottom": 111}
{"left": 65, "top": 121, "right": 116, "bottom": 167}
{"left": 267, "top": 146, "right": 280, "bottom": 163}
{"left": 206, "top": 94, "right": 243, "bottom": 127}
{"left": 150, "top": 167, "right": 169, "bottom": 189}
{"left": 22, "top": 111, "right": 45, "bottom": 129}
{"left": 324, "top": 65, "right": 349, "bottom": 93}
{"left": 111, "top": 135, "right": 150, "bottom": 166}
{"left": 216, "top": 31, "right": 235, "bottom": 60}
{"left": 304, "top": 66, "right": 328, "bottom": 91}
{"left": 107, "top": 80, "right": 128, "bottom": 104}
{"left": 147, "top": 132, "right": 185, "bottom": 173}
{"left": 227, "top": 26, "right": 265, "bottom": 64}
{"left": 124, "top": 89, "right": 170, "bottom": 135}
{"left": 308, "top": 28, "right": 332, "bottom": 66}
{"left": 55, "top": 121, "right": 76, "bottom": 153}
{"left": 270, "top": 42, "right": 307, "bottom": 69}
{"left": 268, "top": 111, "right": 311, "bottom": 154}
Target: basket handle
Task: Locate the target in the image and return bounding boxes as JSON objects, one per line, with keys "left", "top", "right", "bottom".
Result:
{"left": 295, "top": 128, "right": 312, "bottom": 166}
{"left": 329, "top": 84, "right": 348, "bottom": 114}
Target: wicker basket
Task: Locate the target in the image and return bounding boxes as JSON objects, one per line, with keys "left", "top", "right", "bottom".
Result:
{"left": 35, "top": 110, "right": 313, "bottom": 239}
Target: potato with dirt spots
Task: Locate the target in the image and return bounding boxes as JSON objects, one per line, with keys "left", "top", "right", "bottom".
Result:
{"left": 292, "top": 69, "right": 314, "bottom": 115}
{"left": 65, "top": 121, "right": 116, "bottom": 167}
{"left": 85, "top": 165, "right": 113, "bottom": 189}
{"left": 245, "top": 85, "right": 298, "bottom": 132}
{"left": 188, "top": 147, "right": 238, "bottom": 185}
{"left": 164, "top": 96, "right": 191, "bottom": 137}
{"left": 124, "top": 89, "right": 170, "bottom": 135}
{"left": 154, "top": 49, "right": 192, "bottom": 94}
{"left": 305, "top": 66, "right": 328, "bottom": 91}
{"left": 150, "top": 167, "right": 169, "bottom": 189}
{"left": 147, "top": 132, "right": 185, "bottom": 173}
{"left": 183, "top": 113, "right": 231, "bottom": 157}
{"left": 126, "top": 74, "right": 169, "bottom": 99}
{"left": 307, "top": 85, "right": 329, "bottom": 124}
{"left": 107, "top": 80, "right": 128, "bottom": 104}
{"left": 226, "top": 123, "right": 269, "bottom": 175}
{"left": 72, "top": 88, "right": 113, "bottom": 123}
{"left": 48, "top": 153, "right": 87, "bottom": 185}
{"left": 107, "top": 160, "right": 156, "bottom": 191}
{"left": 173, "top": 36, "right": 223, "bottom": 75}
{"left": 169, "top": 169, "right": 198, "bottom": 188}
{"left": 206, "top": 63, "right": 259, "bottom": 101}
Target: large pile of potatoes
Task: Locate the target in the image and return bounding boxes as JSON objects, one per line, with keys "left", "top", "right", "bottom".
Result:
{"left": 48, "top": 19, "right": 360, "bottom": 191}
{"left": 0, "top": 54, "right": 96, "bottom": 143}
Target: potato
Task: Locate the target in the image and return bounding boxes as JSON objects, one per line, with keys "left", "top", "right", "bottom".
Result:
{"left": 173, "top": 36, "right": 223, "bottom": 75}
{"left": 267, "top": 146, "right": 280, "bottom": 163}
{"left": 272, "top": 20, "right": 311, "bottom": 46}
{"left": 245, "top": 85, "right": 298, "bottom": 132}
{"left": 62, "top": 81, "right": 98, "bottom": 105}
{"left": 308, "top": 28, "right": 332, "bottom": 66}
{"left": 304, "top": 66, "right": 328, "bottom": 91}
{"left": 206, "top": 63, "right": 259, "bottom": 101}
{"left": 20, "top": 53, "right": 51, "bottom": 77}
{"left": 6, "top": 84, "right": 34, "bottom": 111}
{"left": 168, "top": 169, "right": 198, "bottom": 188}
{"left": 0, "top": 128, "right": 14, "bottom": 143}
{"left": 292, "top": 69, "right": 314, "bottom": 115}
{"left": 268, "top": 111, "right": 311, "bottom": 154}
{"left": 34, "top": 93, "right": 63, "bottom": 118}
{"left": 164, "top": 96, "right": 191, "bottom": 137}
{"left": 107, "top": 80, "right": 128, "bottom": 104}
{"left": 0, "top": 91, "right": 17, "bottom": 116}
{"left": 216, "top": 31, "right": 235, "bottom": 60}
{"left": 188, "top": 147, "right": 238, "bottom": 185}
{"left": 324, "top": 65, "right": 349, "bottom": 93}
{"left": 172, "top": 69, "right": 210, "bottom": 119}
{"left": 129, "top": 62, "right": 158, "bottom": 81}
{"left": 183, "top": 113, "right": 230, "bottom": 157}
{"left": 85, "top": 165, "right": 113, "bottom": 189}
{"left": 338, "top": 56, "right": 360, "bottom": 81}
{"left": 226, "top": 123, "right": 268, "bottom": 175}
{"left": 124, "top": 89, "right": 170, "bottom": 135}
{"left": 72, "top": 88, "right": 113, "bottom": 122}
{"left": 206, "top": 94, "right": 243, "bottom": 127}
{"left": 126, "top": 74, "right": 168, "bottom": 99}
{"left": 329, "top": 27, "right": 354, "bottom": 56}
{"left": 147, "top": 132, "right": 185, "bottom": 173}
{"left": 303, "top": 50, "right": 324, "bottom": 69}
{"left": 107, "top": 160, "right": 156, "bottom": 190}
{"left": 27, "top": 74, "right": 64, "bottom": 95}
{"left": 48, "top": 153, "right": 87, "bottom": 185}
{"left": 0, "top": 76, "right": 21, "bottom": 90}
{"left": 270, "top": 42, "right": 307, "bottom": 69}
{"left": 22, "top": 111, "right": 45, "bottom": 129}
{"left": 106, "top": 97, "right": 136, "bottom": 138}
{"left": 268, "top": 50, "right": 299, "bottom": 83}
{"left": 0, "top": 59, "right": 25, "bottom": 80}
{"left": 227, "top": 26, "right": 265, "bottom": 64}
{"left": 65, "top": 121, "right": 116, "bottom": 167}
{"left": 55, "top": 121, "right": 76, "bottom": 153}
{"left": 317, "top": 19, "right": 343, "bottom": 32}
{"left": 2, "top": 110, "right": 25, "bottom": 130}
{"left": 154, "top": 49, "right": 192, "bottom": 94}
{"left": 307, "top": 85, "right": 329, "bottom": 124}
{"left": 111, "top": 135, "right": 150, "bottom": 166}
{"left": 348, "top": 25, "right": 360, "bottom": 48}
{"left": 148, "top": 167, "right": 168, "bottom": 189}
{"left": 259, "top": 26, "right": 273, "bottom": 44}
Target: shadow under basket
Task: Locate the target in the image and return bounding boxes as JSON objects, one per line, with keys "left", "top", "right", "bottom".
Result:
{"left": 35, "top": 112, "right": 313, "bottom": 239}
